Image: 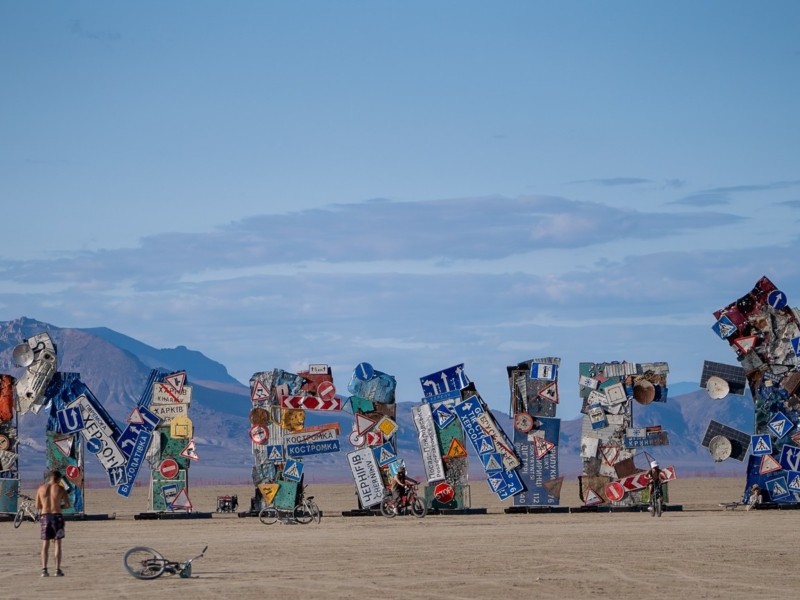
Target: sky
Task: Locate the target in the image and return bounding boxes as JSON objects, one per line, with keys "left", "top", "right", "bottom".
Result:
{"left": 1, "top": 2, "right": 799, "bottom": 419}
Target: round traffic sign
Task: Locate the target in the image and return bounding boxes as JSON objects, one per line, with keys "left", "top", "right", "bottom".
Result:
{"left": 0, "top": 434, "right": 10, "bottom": 451}
{"left": 768, "top": 289, "right": 787, "bottom": 309}
{"left": 250, "top": 424, "right": 269, "bottom": 445}
{"left": 354, "top": 362, "right": 374, "bottom": 381}
{"left": 433, "top": 482, "right": 455, "bottom": 504}
{"left": 160, "top": 458, "right": 180, "bottom": 479}
{"left": 348, "top": 431, "right": 365, "bottom": 447}
{"left": 65, "top": 465, "right": 80, "bottom": 481}
{"left": 86, "top": 438, "right": 103, "bottom": 454}
{"left": 514, "top": 412, "right": 535, "bottom": 433}
{"left": 317, "top": 380, "right": 336, "bottom": 402}
{"left": 605, "top": 481, "right": 625, "bottom": 502}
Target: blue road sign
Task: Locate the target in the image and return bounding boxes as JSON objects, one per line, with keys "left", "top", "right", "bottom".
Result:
{"left": 751, "top": 434, "right": 772, "bottom": 456}
{"left": 267, "top": 445, "right": 284, "bottom": 461}
{"left": 420, "top": 364, "right": 469, "bottom": 398}
{"left": 768, "top": 289, "right": 787, "bottom": 309}
{"left": 481, "top": 452, "right": 504, "bottom": 474}
{"left": 117, "top": 429, "right": 152, "bottom": 497}
{"left": 86, "top": 437, "right": 103, "bottom": 454}
{"left": 282, "top": 459, "right": 304, "bottom": 482}
{"left": 431, "top": 402, "right": 456, "bottom": 429}
{"left": 792, "top": 337, "right": 800, "bottom": 358}
{"left": 530, "top": 362, "right": 558, "bottom": 381}
{"left": 286, "top": 439, "right": 340, "bottom": 457}
{"left": 766, "top": 476, "right": 791, "bottom": 501}
{"left": 116, "top": 405, "right": 161, "bottom": 460}
{"left": 373, "top": 442, "right": 397, "bottom": 467}
{"left": 494, "top": 469, "right": 525, "bottom": 500}
{"left": 354, "top": 362, "right": 375, "bottom": 381}
{"left": 57, "top": 407, "right": 84, "bottom": 434}
{"left": 786, "top": 471, "right": 800, "bottom": 493}
{"left": 767, "top": 411, "right": 793, "bottom": 439}
{"left": 779, "top": 444, "right": 800, "bottom": 472}
{"left": 712, "top": 315, "right": 737, "bottom": 340}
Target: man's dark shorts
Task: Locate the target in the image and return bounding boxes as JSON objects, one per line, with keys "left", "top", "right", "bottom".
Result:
{"left": 40, "top": 514, "right": 65, "bottom": 540}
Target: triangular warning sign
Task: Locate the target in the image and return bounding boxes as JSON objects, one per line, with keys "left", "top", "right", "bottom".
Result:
{"left": 446, "top": 438, "right": 468, "bottom": 458}
{"left": 251, "top": 380, "right": 270, "bottom": 402}
{"left": 477, "top": 437, "right": 494, "bottom": 454}
{"left": 733, "top": 336, "right": 757, "bottom": 354}
{"left": 759, "top": 454, "right": 782, "bottom": 474}
{"left": 180, "top": 438, "right": 200, "bottom": 461}
{"left": 170, "top": 488, "right": 192, "bottom": 510}
{"left": 355, "top": 413, "right": 376, "bottom": 435}
{"left": 53, "top": 436, "right": 73, "bottom": 458}
{"left": 584, "top": 488, "right": 603, "bottom": 506}
{"left": 533, "top": 436, "right": 556, "bottom": 459}
{"left": 599, "top": 445, "right": 619, "bottom": 466}
{"left": 127, "top": 407, "right": 145, "bottom": 425}
{"left": 542, "top": 476, "right": 564, "bottom": 500}
{"left": 792, "top": 431, "right": 800, "bottom": 446}
{"left": 537, "top": 382, "right": 559, "bottom": 404}
{"left": 754, "top": 437, "right": 770, "bottom": 453}
{"left": 165, "top": 371, "right": 186, "bottom": 394}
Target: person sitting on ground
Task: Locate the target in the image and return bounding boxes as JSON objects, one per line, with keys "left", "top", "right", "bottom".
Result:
{"left": 747, "top": 483, "right": 763, "bottom": 510}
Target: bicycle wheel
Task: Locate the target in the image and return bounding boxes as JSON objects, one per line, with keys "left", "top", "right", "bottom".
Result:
{"left": 259, "top": 505, "right": 278, "bottom": 525}
{"left": 13, "top": 508, "right": 25, "bottom": 528}
{"left": 123, "top": 546, "right": 166, "bottom": 580}
{"left": 410, "top": 497, "right": 427, "bottom": 518}
{"left": 655, "top": 497, "right": 663, "bottom": 517}
{"left": 309, "top": 500, "right": 321, "bottom": 524}
{"left": 293, "top": 502, "right": 315, "bottom": 525}
{"left": 380, "top": 496, "right": 396, "bottom": 518}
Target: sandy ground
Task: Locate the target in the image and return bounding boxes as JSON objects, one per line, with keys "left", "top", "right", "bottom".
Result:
{"left": 1, "top": 477, "right": 797, "bottom": 600}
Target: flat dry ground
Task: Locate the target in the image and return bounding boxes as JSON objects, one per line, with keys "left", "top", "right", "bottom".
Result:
{"left": 1, "top": 477, "right": 795, "bottom": 600}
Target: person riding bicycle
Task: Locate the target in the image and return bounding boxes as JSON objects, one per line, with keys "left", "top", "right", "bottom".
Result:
{"left": 391, "top": 466, "right": 418, "bottom": 514}
{"left": 645, "top": 460, "right": 664, "bottom": 497}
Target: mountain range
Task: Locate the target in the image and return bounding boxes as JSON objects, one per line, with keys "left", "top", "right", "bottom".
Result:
{"left": 0, "top": 317, "right": 753, "bottom": 489}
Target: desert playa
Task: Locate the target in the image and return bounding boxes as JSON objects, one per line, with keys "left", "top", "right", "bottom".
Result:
{"left": 1, "top": 477, "right": 797, "bottom": 600}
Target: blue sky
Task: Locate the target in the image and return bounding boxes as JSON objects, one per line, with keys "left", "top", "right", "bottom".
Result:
{"left": 1, "top": 2, "right": 799, "bottom": 418}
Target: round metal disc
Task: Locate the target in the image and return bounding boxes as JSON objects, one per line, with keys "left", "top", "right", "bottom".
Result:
{"left": 706, "top": 376, "right": 730, "bottom": 399}
{"left": 11, "top": 343, "right": 34, "bottom": 367}
{"left": 708, "top": 435, "right": 732, "bottom": 462}
{"left": 514, "top": 412, "right": 535, "bottom": 433}
{"left": 633, "top": 380, "right": 656, "bottom": 405}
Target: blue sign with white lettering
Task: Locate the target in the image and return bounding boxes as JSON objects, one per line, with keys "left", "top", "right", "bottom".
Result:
{"left": 494, "top": 469, "right": 525, "bottom": 500}
{"left": 117, "top": 429, "right": 153, "bottom": 497}
{"left": 117, "top": 405, "right": 161, "bottom": 459}
{"left": 420, "top": 364, "right": 469, "bottom": 398}
{"left": 286, "top": 439, "right": 340, "bottom": 457}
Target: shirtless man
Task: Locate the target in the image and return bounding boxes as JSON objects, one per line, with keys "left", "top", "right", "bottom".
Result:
{"left": 35, "top": 470, "right": 70, "bottom": 577}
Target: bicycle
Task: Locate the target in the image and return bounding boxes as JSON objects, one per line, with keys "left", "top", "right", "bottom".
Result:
{"left": 649, "top": 482, "right": 664, "bottom": 517}
{"left": 14, "top": 494, "right": 39, "bottom": 528}
{"left": 380, "top": 482, "right": 427, "bottom": 518}
{"left": 123, "top": 545, "right": 207, "bottom": 580}
{"left": 258, "top": 485, "right": 320, "bottom": 525}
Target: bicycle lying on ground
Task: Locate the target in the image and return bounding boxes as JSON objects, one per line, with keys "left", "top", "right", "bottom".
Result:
{"left": 259, "top": 486, "right": 320, "bottom": 525}
{"left": 123, "top": 545, "right": 207, "bottom": 579}
{"left": 649, "top": 482, "right": 664, "bottom": 517}
{"left": 14, "top": 494, "right": 38, "bottom": 528}
{"left": 380, "top": 482, "right": 427, "bottom": 518}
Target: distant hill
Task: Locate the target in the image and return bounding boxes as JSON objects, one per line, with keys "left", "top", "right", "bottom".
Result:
{"left": 0, "top": 317, "right": 754, "bottom": 490}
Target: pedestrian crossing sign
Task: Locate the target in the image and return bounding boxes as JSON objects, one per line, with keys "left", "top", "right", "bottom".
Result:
{"left": 751, "top": 434, "right": 772, "bottom": 456}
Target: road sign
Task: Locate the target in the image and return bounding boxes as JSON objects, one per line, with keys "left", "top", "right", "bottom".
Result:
{"left": 53, "top": 436, "right": 74, "bottom": 458}
{"left": 250, "top": 424, "right": 269, "bottom": 445}
{"left": 317, "top": 381, "right": 336, "bottom": 402}
{"left": 493, "top": 468, "right": 524, "bottom": 500}
{"left": 69, "top": 395, "right": 126, "bottom": 473}
{"left": 282, "top": 459, "right": 304, "bottom": 482}
{"left": 164, "top": 371, "right": 186, "bottom": 394}
{"left": 376, "top": 416, "right": 398, "bottom": 438}
{"left": 430, "top": 402, "right": 456, "bottom": 429}
{"left": 180, "top": 439, "right": 199, "bottom": 461}
{"left": 66, "top": 465, "right": 80, "bottom": 480}
{"left": 365, "top": 430, "right": 384, "bottom": 446}
{"left": 751, "top": 434, "right": 772, "bottom": 456}
{"left": 117, "top": 429, "right": 153, "bottom": 498}
{"left": 349, "top": 431, "right": 365, "bottom": 447}
{"left": 267, "top": 444, "right": 283, "bottom": 460}
{"left": 619, "top": 472, "right": 650, "bottom": 492}
{"left": 433, "top": 482, "right": 455, "bottom": 504}
{"left": 481, "top": 452, "right": 504, "bottom": 473}
{"left": 251, "top": 380, "right": 270, "bottom": 402}
{"left": 373, "top": 442, "right": 397, "bottom": 467}
{"left": 584, "top": 488, "right": 603, "bottom": 506}
{"left": 779, "top": 444, "right": 800, "bottom": 472}
{"left": 533, "top": 436, "right": 556, "bottom": 459}
{"left": 57, "top": 406, "right": 84, "bottom": 434}
{"left": 787, "top": 471, "right": 800, "bottom": 492}
{"left": 712, "top": 315, "right": 737, "bottom": 339}
{"left": 279, "top": 394, "right": 342, "bottom": 411}
{"left": 605, "top": 481, "right": 625, "bottom": 502}
{"left": 530, "top": 362, "right": 558, "bottom": 381}
{"left": 286, "top": 427, "right": 340, "bottom": 457}
{"left": 446, "top": 438, "right": 468, "bottom": 458}
{"left": 355, "top": 413, "right": 376, "bottom": 435}
{"left": 768, "top": 289, "right": 787, "bottom": 309}
{"left": 759, "top": 454, "right": 782, "bottom": 474}
{"left": 419, "top": 364, "right": 469, "bottom": 398}
{"left": 411, "top": 403, "right": 445, "bottom": 482}
{"left": 768, "top": 411, "right": 793, "bottom": 438}
{"left": 514, "top": 412, "right": 534, "bottom": 433}
{"left": 354, "top": 362, "right": 375, "bottom": 381}
{"left": 766, "top": 476, "right": 791, "bottom": 501}
{"left": 170, "top": 488, "right": 192, "bottom": 510}
{"left": 152, "top": 383, "right": 192, "bottom": 406}
{"left": 455, "top": 393, "right": 519, "bottom": 470}
{"left": 347, "top": 447, "right": 385, "bottom": 508}
{"left": 537, "top": 382, "right": 559, "bottom": 403}
{"left": 733, "top": 335, "right": 758, "bottom": 354}
{"left": 160, "top": 458, "right": 180, "bottom": 479}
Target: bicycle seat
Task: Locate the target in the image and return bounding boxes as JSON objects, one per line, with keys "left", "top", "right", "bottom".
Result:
{"left": 306, "top": 496, "right": 314, "bottom": 500}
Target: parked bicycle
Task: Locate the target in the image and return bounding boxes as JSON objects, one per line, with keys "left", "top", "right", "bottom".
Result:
{"left": 123, "top": 545, "right": 207, "bottom": 579}
{"left": 380, "top": 482, "right": 427, "bottom": 518}
{"left": 259, "top": 485, "right": 320, "bottom": 525}
{"left": 14, "top": 493, "right": 38, "bottom": 528}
